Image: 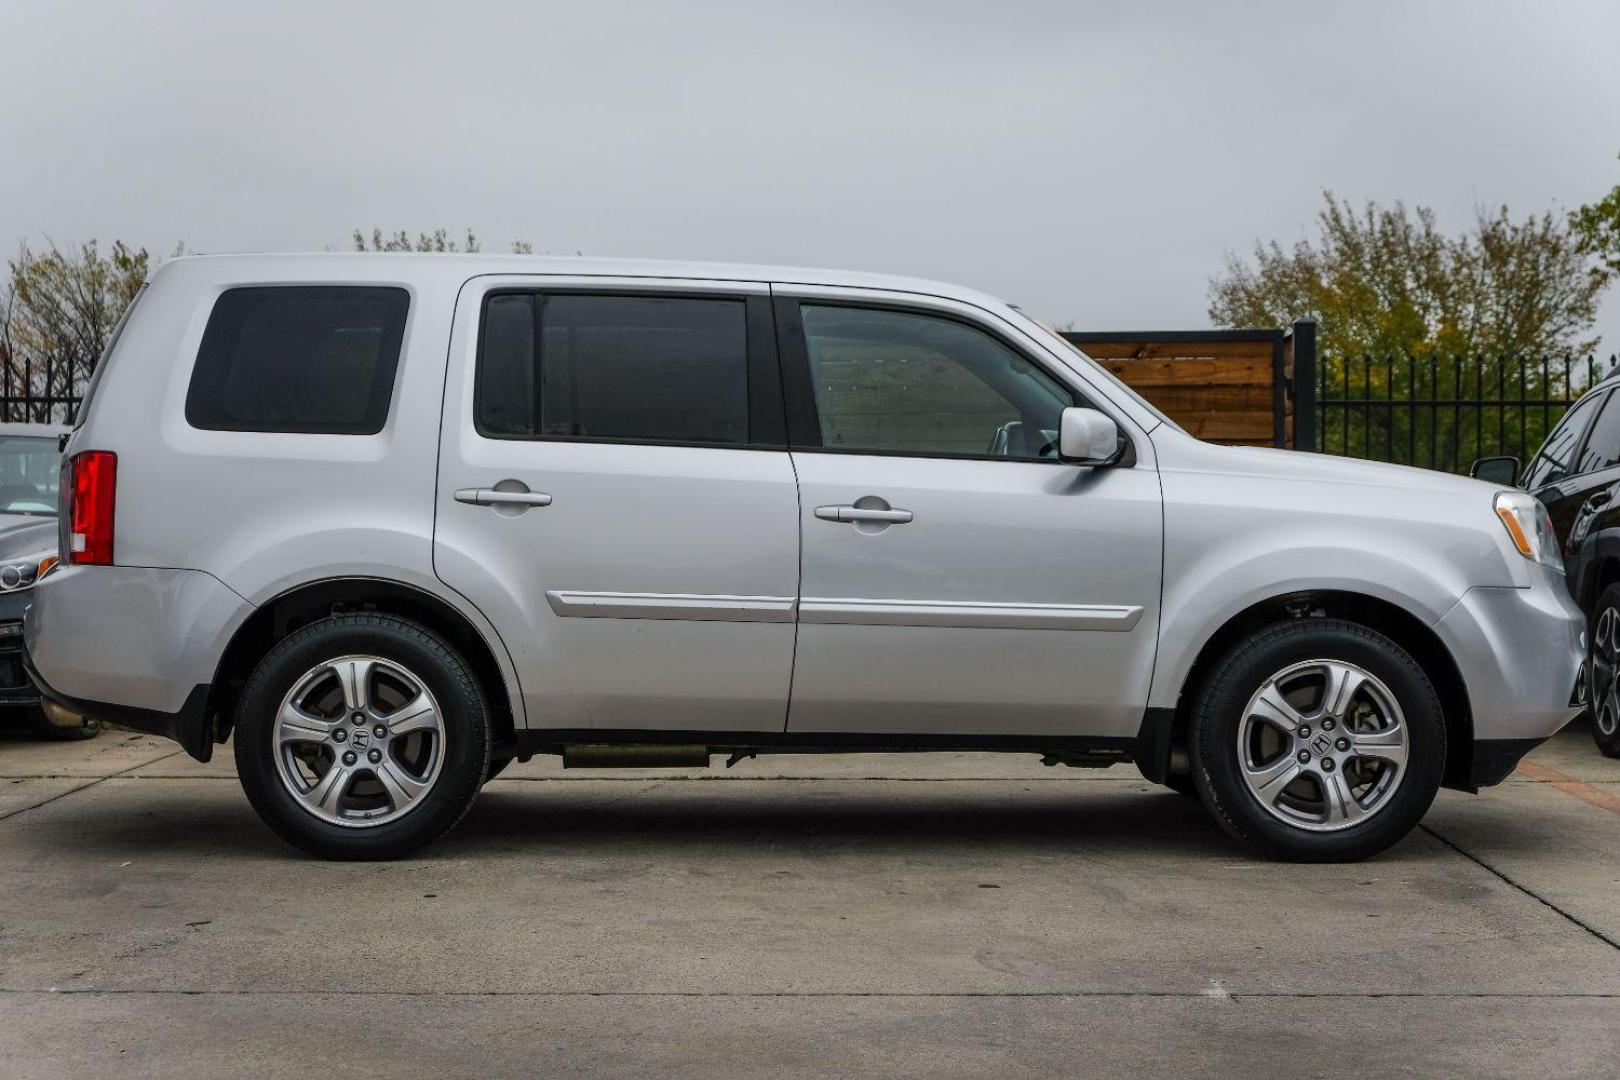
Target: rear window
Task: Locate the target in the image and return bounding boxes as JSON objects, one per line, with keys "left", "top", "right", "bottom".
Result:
{"left": 476, "top": 293, "right": 749, "bottom": 445}
{"left": 186, "top": 286, "right": 410, "bottom": 434}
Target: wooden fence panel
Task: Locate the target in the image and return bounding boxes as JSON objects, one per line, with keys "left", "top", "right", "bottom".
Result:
{"left": 1064, "top": 331, "right": 1294, "bottom": 448}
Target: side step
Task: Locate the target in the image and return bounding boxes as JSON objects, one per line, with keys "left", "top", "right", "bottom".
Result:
{"left": 562, "top": 743, "right": 710, "bottom": 769}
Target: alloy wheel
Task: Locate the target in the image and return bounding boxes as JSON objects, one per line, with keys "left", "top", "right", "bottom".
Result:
{"left": 1593, "top": 608, "right": 1620, "bottom": 738}
{"left": 1237, "top": 659, "right": 1409, "bottom": 832}
{"left": 271, "top": 655, "right": 446, "bottom": 828}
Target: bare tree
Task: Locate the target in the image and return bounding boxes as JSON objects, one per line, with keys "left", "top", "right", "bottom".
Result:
{"left": 351, "top": 228, "right": 535, "bottom": 254}
{"left": 2, "top": 239, "right": 150, "bottom": 421}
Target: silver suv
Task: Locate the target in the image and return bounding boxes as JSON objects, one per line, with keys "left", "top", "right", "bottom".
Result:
{"left": 24, "top": 255, "right": 1584, "bottom": 861}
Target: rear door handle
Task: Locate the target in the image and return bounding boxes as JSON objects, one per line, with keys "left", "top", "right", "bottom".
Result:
{"left": 454, "top": 488, "right": 553, "bottom": 508}
{"left": 814, "top": 505, "right": 913, "bottom": 524}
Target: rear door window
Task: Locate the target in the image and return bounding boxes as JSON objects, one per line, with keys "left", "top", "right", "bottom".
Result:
{"left": 186, "top": 286, "right": 410, "bottom": 434}
{"left": 475, "top": 293, "right": 751, "bottom": 445}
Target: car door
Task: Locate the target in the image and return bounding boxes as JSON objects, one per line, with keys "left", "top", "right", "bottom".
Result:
{"left": 1550, "top": 390, "right": 1620, "bottom": 607}
{"left": 774, "top": 290, "right": 1164, "bottom": 740}
{"left": 1524, "top": 390, "right": 1606, "bottom": 547}
{"left": 434, "top": 278, "right": 800, "bottom": 733}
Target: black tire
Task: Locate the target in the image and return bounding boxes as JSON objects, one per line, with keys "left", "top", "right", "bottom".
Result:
{"left": 484, "top": 756, "right": 513, "bottom": 783}
{"left": 1189, "top": 618, "right": 1445, "bottom": 862}
{"left": 1586, "top": 584, "right": 1620, "bottom": 759}
{"left": 29, "top": 708, "right": 102, "bottom": 741}
{"left": 233, "top": 614, "right": 491, "bottom": 859}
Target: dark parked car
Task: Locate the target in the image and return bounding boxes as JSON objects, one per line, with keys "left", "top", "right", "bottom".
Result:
{"left": 0, "top": 423, "right": 97, "bottom": 741}
{"left": 1474, "top": 370, "right": 1620, "bottom": 757}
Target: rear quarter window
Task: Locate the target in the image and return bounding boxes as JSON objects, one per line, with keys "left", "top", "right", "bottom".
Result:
{"left": 185, "top": 286, "right": 409, "bottom": 434}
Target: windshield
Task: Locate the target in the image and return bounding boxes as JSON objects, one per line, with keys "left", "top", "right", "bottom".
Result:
{"left": 0, "top": 437, "right": 62, "bottom": 516}
{"left": 1026, "top": 318, "right": 1183, "bottom": 433}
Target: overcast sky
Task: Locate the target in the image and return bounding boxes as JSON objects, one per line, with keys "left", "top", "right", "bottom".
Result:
{"left": 4, "top": 0, "right": 1619, "bottom": 348}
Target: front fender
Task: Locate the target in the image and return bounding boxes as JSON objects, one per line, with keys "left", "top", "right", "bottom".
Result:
{"left": 1148, "top": 548, "right": 1462, "bottom": 710}
{"left": 1147, "top": 454, "right": 1511, "bottom": 710}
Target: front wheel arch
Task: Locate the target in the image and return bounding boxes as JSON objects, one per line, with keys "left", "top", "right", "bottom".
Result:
{"left": 1159, "top": 591, "right": 1472, "bottom": 791}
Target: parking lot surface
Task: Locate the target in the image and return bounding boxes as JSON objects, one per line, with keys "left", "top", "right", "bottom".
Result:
{"left": 2, "top": 726, "right": 1619, "bottom": 1078}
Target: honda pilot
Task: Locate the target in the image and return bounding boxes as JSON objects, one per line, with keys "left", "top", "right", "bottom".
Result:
{"left": 24, "top": 254, "right": 1586, "bottom": 861}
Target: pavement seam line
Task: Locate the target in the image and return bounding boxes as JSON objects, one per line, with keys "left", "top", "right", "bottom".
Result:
{"left": 1418, "top": 823, "right": 1620, "bottom": 952}
{"left": 0, "top": 749, "right": 186, "bottom": 823}
{"left": 4, "top": 988, "right": 1620, "bottom": 1000}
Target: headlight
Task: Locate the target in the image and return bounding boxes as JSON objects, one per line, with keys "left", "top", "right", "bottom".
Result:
{"left": 0, "top": 550, "right": 58, "bottom": 592}
{"left": 1494, "top": 492, "right": 1563, "bottom": 573}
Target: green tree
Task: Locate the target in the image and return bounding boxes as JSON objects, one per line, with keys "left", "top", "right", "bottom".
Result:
{"left": 1572, "top": 154, "right": 1620, "bottom": 283}
{"left": 1209, "top": 193, "right": 1607, "bottom": 467}
{"left": 1, "top": 239, "right": 150, "bottom": 420}
{"left": 1210, "top": 193, "right": 1603, "bottom": 360}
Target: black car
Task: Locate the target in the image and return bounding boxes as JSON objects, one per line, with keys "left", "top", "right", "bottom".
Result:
{"left": 0, "top": 423, "right": 99, "bottom": 741}
{"left": 1474, "top": 372, "right": 1620, "bottom": 758}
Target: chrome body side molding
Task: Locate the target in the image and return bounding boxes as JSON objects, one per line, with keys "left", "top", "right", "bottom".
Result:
{"left": 797, "top": 598, "right": 1144, "bottom": 631}
{"left": 544, "top": 591, "right": 797, "bottom": 623}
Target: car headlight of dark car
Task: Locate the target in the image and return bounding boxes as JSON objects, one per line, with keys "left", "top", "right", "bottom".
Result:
{"left": 0, "top": 550, "right": 59, "bottom": 592}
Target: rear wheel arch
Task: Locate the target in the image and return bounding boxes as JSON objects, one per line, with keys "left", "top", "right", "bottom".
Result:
{"left": 1160, "top": 590, "right": 1473, "bottom": 790}
{"left": 208, "top": 577, "right": 518, "bottom": 754}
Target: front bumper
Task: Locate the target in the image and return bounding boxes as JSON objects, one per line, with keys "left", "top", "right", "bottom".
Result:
{"left": 1434, "top": 572, "right": 1585, "bottom": 787}
{"left": 0, "top": 588, "right": 43, "bottom": 710}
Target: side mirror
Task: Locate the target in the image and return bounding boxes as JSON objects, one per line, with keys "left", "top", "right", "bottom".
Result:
{"left": 1470, "top": 456, "right": 1520, "bottom": 486}
{"left": 1059, "top": 407, "right": 1122, "bottom": 466}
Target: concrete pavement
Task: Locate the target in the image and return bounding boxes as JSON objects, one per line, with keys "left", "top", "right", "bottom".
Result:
{"left": 2, "top": 727, "right": 1618, "bottom": 1077}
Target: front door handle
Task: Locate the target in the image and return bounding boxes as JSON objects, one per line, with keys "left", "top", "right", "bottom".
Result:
{"left": 814, "top": 504, "right": 913, "bottom": 524}
{"left": 454, "top": 488, "right": 554, "bottom": 508}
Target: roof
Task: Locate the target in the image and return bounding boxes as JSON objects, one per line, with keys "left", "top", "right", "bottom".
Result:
{"left": 159, "top": 252, "right": 1010, "bottom": 310}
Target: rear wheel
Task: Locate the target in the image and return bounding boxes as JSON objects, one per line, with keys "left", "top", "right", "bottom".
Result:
{"left": 234, "top": 614, "right": 490, "bottom": 859}
{"left": 1586, "top": 585, "right": 1620, "bottom": 759}
{"left": 1190, "top": 619, "right": 1445, "bottom": 862}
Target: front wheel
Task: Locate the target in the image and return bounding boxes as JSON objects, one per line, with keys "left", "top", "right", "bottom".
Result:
{"left": 234, "top": 614, "right": 491, "bottom": 859}
{"left": 1586, "top": 585, "right": 1620, "bottom": 759}
{"left": 1189, "top": 619, "right": 1445, "bottom": 862}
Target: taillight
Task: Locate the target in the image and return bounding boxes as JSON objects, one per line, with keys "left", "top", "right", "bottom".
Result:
{"left": 66, "top": 450, "right": 116, "bottom": 565}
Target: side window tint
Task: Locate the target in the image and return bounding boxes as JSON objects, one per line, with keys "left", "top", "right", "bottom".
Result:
{"left": 476, "top": 294, "right": 750, "bottom": 445}
{"left": 1575, "top": 393, "right": 1620, "bottom": 475}
{"left": 186, "top": 286, "right": 409, "bottom": 435}
{"left": 477, "top": 294, "right": 537, "bottom": 436}
{"left": 800, "top": 305, "right": 1074, "bottom": 459}
{"left": 1523, "top": 393, "right": 1601, "bottom": 489}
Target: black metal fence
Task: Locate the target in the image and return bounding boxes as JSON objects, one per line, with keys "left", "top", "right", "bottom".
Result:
{"left": 0, "top": 354, "right": 85, "bottom": 425}
{"left": 1312, "top": 353, "right": 1615, "bottom": 474}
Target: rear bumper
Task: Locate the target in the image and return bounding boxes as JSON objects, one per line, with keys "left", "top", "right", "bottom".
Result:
{"left": 25, "top": 650, "right": 212, "bottom": 756}
{"left": 24, "top": 564, "right": 248, "bottom": 761}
